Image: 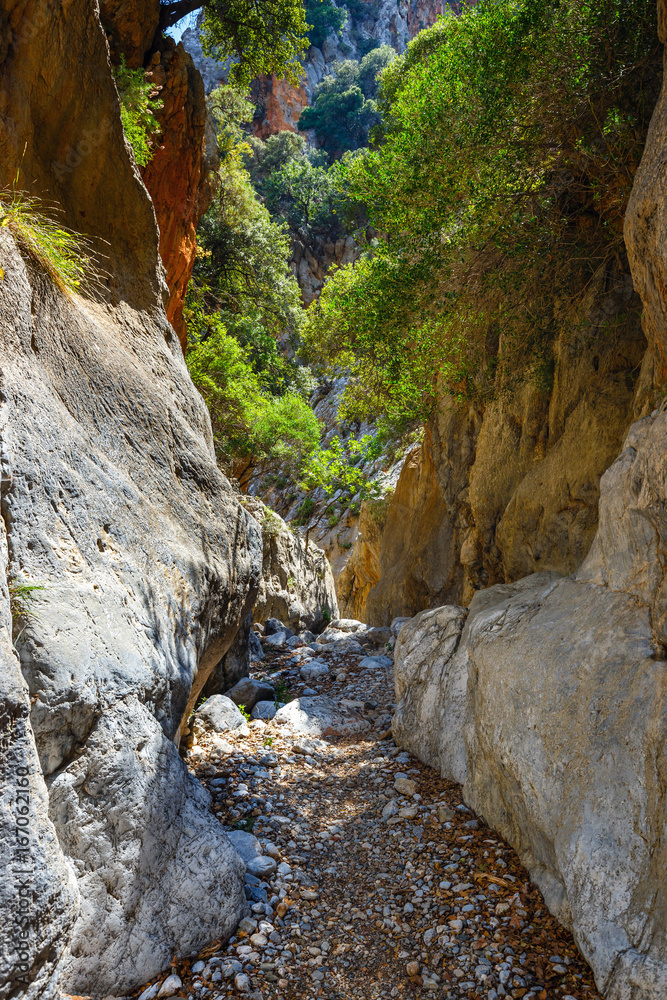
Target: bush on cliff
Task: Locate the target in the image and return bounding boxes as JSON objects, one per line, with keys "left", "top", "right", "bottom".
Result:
{"left": 113, "top": 57, "right": 163, "bottom": 167}
{"left": 303, "top": 0, "right": 659, "bottom": 421}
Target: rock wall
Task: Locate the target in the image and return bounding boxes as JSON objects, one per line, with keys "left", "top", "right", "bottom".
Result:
{"left": 0, "top": 1, "right": 261, "bottom": 996}
{"left": 362, "top": 261, "right": 649, "bottom": 623}
{"left": 391, "top": 16, "right": 667, "bottom": 991}
{"left": 394, "top": 413, "right": 667, "bottom": 999}
{"left": 625, "top": 0, "right": 667, "bottom": 381}
{"left": 142, "top": 36, "right": 220, "bottom": 351}
{"left": 242, "top": 498, "right": 339, "bottom": 630}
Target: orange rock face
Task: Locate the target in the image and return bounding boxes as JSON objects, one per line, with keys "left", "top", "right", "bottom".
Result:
{"left": 250, "top": 74, "right": 309, "bottom": 138}
{"left": 141, "top": 39, "right": 219, "bottom": 351}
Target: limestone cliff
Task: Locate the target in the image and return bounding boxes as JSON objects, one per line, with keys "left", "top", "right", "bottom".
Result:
{"left": 0, "top": 1, "right": 260, "bottom": 997}
{"left": 350, "top": 261, "right": 650, "bottom": 624}
{"left": 389, "top": 11, "right": 667, "bottom": 994}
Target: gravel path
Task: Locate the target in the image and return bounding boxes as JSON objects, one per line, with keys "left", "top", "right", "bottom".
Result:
{"left": 132, "top": 630, "right": 603, "bottom": 1000}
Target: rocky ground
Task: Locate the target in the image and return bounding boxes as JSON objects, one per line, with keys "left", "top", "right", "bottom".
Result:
{"left": 127, "top": 621, "right": 602, "bottom": 1000}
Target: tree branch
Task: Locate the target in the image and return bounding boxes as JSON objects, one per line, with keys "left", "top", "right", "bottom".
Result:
{"left": 159, "top": 0, "right": 205, "bottom": 31}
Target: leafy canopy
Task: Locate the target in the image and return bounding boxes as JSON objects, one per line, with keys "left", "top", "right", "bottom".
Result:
{"left": 159, "top": 0, "right": 309, "bottom": 87}
{"left": 305, "top": 0, "right": 347, "bottom": 48}
{"left": 186, "top": 85, "right": 319, "bottom": 482}
{"left": 304, "top": 0, "right": 659, "bottom": 420}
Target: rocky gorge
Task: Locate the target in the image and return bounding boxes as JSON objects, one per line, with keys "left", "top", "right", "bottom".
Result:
{"left": 2, "top": 2, "right": 667, "bottom": 1000}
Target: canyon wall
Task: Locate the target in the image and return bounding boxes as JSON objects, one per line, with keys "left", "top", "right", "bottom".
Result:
{"left": 340, "top": 261, "right": 649, "bottom": 624}
{"left": 0, "top": 1, "right": 260, "bottom": 996}
{"left": 390, "top": 9, "right": 667, "bottom": 996}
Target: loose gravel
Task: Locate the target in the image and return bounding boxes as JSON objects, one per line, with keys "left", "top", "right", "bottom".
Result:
{"left": 126, "top": 630, "right": 603, "bottom": 1000}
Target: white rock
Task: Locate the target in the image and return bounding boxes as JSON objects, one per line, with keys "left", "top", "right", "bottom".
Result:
{"left": 247, "top": 855, "right": 278, "bottom": 878}
{"left": 157, "top": 974, "right": 182, "bottom": 997}
{"left": 138, "top": 984, "right": 159, "bottom": 1000}
{"left": 300, "top": 659, "right": 330, "bottom": 682}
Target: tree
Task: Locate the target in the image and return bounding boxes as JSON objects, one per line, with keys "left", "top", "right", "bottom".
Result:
{"left": 304, "top": 0, "right": 347, "bottom": 48}
{"left": 298, "top": 60, "right": 380, "bottom": 157}
{"left": 158, "top": 0, "right": 309, "bottom": 86}
{"left": 358, "top": 44, "right": 396, "bottom": 99}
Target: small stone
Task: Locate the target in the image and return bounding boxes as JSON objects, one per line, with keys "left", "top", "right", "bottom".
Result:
{"left": 247, "top": 855, "right": 278, "bottom": 878}
{"left": 138, "top": 985, "right": 159, "bottom": 1000}
{"left": 399, "top": 805, "right": 418, "bottom": 819}
{"left": 382, "top": 799, "right": 399, "bottom": 820}
{"left": 234, "top": 971, "right": 251, "bottom": 992}
{"left": 394, "top": 776, "right": 417, "bottom": 797}
{"left": 438, "top": 805, "right": 455, "bottom": 822}
{"left": 406, "top": 961, "right": 420, "bottom": 977}
{"left": 157, "top": 975, "right": 182, "bottom": 998}
{"left": 551, "top": 964, "right": 568, "bottom": 975}
{"left": 191, "top": 961, "right": 205, "bottom": 975}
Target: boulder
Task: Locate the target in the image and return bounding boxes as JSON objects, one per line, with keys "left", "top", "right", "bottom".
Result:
{"left": 264, "top": 618, "right": 292, "bottom": 636}
{"left": 251, "top": 701, "right": 278, "bottom": 720}
{"left": 196, "top": 696, "right": 250, "bottom": 734}
{"left": 359, "top": 654, "right": 393, "bottom": 670}
{"left": 273, "top": 697, "right": 370, "bottom": 737}
{"left": 299, "top": 659, "right": 330, "bottom": 682}
{"left": 224, "top": 677, "right": 275, "bottom": 712}
{"left": 329, "top": 618, "right": 364, "bottom": 631}
{"left": 393, "top": 414, "right": 667, "bottom": 1000}
{"left": 49, "top": 697, "right": 247, "bottom": 993}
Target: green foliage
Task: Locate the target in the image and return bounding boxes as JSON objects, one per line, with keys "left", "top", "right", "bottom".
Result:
{"left": 274, "top": 680, "right": 290, "bottom": 705}
{"left": 358, "top": 45, "right": 396, "bottom": 99}
{"left": 188, "top": 85, "right": 324, "bottom": 484}
{"left": 305, "top": 0, "right": 347, "bottom": 48}
{"left": 113, "top": 56, "right": 163, "bottom": 167}
{"left": 304, "top": 0, "right": 659, "bottom": 420}
{"left": 0, "top": 188, "right": 93, "bottom": 294}
{"left": 245, "top": 131, "right": 362, "bottom": 240}
{"left": 299, "top": 434, "right": 386, "bottom": 508}
{"left": 186, "top": 318, "right": 321, "bottom": 478}
{"left": 199, "top": 0, "right": 309, "bottom": 87}
{"left": 298, "top": 59, "right": 381, "bottom": 158}
{"left": 294, "top": 496, "right": 316, "bottom": 525}
{"left": 238, "top": 704, "right": 252, "bottom": 722}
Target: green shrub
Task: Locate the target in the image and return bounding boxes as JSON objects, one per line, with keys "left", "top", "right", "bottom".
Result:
{"left": 298, "top": 60, "right": 380, "bottom": 158}
{"left": 113, "top": 56, "right": 163, "bottom": 167}
{"left": 186, "top": 318, "right": 321, "bottom": 479}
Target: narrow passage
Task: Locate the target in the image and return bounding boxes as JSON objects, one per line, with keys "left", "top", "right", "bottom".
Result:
{"left": 134, "top": 629, "right": 602, "bottom": 1000}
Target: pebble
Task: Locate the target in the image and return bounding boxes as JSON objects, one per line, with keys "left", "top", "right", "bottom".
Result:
{"left": 157, "top": 974, "right": 181, "bottom": 997}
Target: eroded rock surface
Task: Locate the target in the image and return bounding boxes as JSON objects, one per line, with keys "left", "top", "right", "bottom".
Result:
{"left": 0, "top": 2, "right": 262, "bottom": 990}
{"left": 243, "top": 498, "right": 339, "bottom": 631}
{"left": 393, "top": 414, "right": 667, "bottom": 999}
